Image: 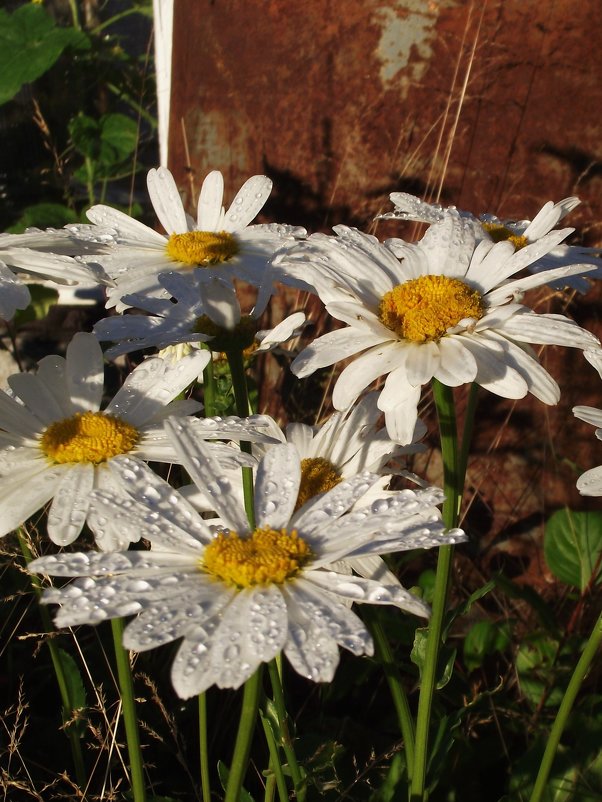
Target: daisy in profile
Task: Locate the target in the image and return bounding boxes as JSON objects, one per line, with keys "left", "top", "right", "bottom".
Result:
{"left": 382, "top": 192, "right": 602, "bottom": 293}
{"left": 0, "top": 333, "right": 270, "bottom": 548}
{"left": 274, "top": 214, "right": 601, "bottom": 444}
{"left": 93, "top": 271, "right": 305, "bottom": 359}
{"left": 82, "top": 167, "right": 305, "bottom": 310}
{"left": 30, "top": 419, "right": 465, "bottom": 697}
{"left": 572, "top": 404, "right": 602, "bottom": 496}
{"left": 0, "top": 229, "right": 107, "bottom": 320}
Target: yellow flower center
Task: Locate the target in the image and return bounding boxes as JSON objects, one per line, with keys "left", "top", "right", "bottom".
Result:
{"left": 40, "top": 411, "right": 140, "bottom": 465}
{"left": 194, "top": 314, "right": 257, "bottom": 352}
{"left": 165, "top": 230, "right": 240, "bottom": 266}
{"left": 202, "top": 527, "right": 312, "bottom": 588}
{"left": 295, "top": 457, "right": 342, "bottom": 511}
{"left": 481, "top": 222, "right": 528, "bottom": 250}
{"left": 378, "top": 275, "right": 484, "bottom": 342}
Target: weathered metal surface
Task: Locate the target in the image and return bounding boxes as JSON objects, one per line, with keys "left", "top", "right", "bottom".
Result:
{"left": 168, "top": 0, "right": 602, "bottom": 578}
{"left": 169, "top": 0, "right": 602, "bottom": 236}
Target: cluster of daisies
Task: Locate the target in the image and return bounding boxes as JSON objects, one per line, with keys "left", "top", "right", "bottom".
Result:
{"left": 2, "top": 166, "right": 602, "bottom": 696}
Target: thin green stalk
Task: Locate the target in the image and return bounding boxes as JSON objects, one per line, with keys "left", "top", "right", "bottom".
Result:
{"left": 267, "top": 659, "right": 305, "bottom": 801}
{"left": 202, "top": 353, "right": 217, "bottom": 417}
{"left": 362, "top": 606, "right": 415, "bottom": 776}
{"left": 67, "top": 0, "right": 81, "bottom": 29}
{"left": 529, "top": 610, "right": 602, "bottom": 802}
{"left": 18, "top": 533, "right": 88, "bottom": 791}
{"left": 411, "top": 380, "right": 461, "bottom": 802}
{"left": 226, "top": 349, "right": 255, "bottom": 527}
{"left": 225, "top": 668, "right": 263, "bottom": 802}
{"left": 457, "top": 382, "right": 478, "bottom": 515}
{"left": 260, "top": 709, "right": 289, "bottom": 802}
{"left": 111, "top": 618, "right": 147, "bottom": 802}
{"left": 198, "top": 693, "right": 211, "bottom": 802}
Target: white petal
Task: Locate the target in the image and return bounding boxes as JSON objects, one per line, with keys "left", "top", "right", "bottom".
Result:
{"left": 576, "top": 466, "right": 602, "bottom": 496}
{"left": 105, "top": 455, "right": 213, "bottom": 548}
{"left": 87, "top": 205, "right": 167, "bottom": 246}
{"left": 0, "top": 463, "right": 63, "bottom": 537}
{"left": 404, "top": 341, "right": 440, "bottom": 386}
{"left": 0, "top": 262, "right": 30, "bottom": 319}
{"left": 46, "top": 463, "right": 94, "bottom": 545}
{"left": 485, "top": 332, "right": 559, "bottom": 404}
{"left": 293, "top": 472, "right": 381, "bottom": 537}
{"left": 382, "top": 387, "right": 422, "bottom": 445}
{"left": 66, "top": 333, "right": 104, "bottom": 413}
{"left": 434, "top": 337, "right": 478, "bottom": 386}
{"left": 332, "top": 342, "right": 405, "bottom": 410}
{"left": 36, "top": 355, "right": 73, "bottom": 416}
{"left": 254, "top": 443, "right": 300, "bottom": 529}
{"left": 0, "top": 390, "right": 44, "bottom": 437}
{"left": 106, "top": 350, "right": 209, "bottom": 426}
{"left": 459, "top": 335, "right": 529, "bottom": 398}
{"left": 496, "top": 312, "right": 600, "bottom": 350}
{"left": 292, "top": 328, "right": 386, "bottom": 379}
{"left": 223, "top": 175, "right": 272, "bottom": 231}
{"left": 282, "top": 591, "right": 341, "bottom": 682}
{"left": 147, "top": 167, "right": 188, "bottom": 234}
{"left": 124, "top": 585, "right": 230, "bottom": 651}
{"left": 164, "top": 418, "right": 249, "bottom": 532}
{"left": 8, "top": 373, "right": 66, "bottom": 424}
{"left": 573, "top": 405, "right": 602, "bottom": 429}
{"left": 197, "top": 170, "right": 225, "bottom": 230}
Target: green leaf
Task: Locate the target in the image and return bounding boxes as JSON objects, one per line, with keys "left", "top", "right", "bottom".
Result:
{"left": 69, "top": 112, "right": 138, "bottom": 176}
{"left": 411, "top": 627, "right": 456, "bottom": 689}
{"left": 217, "top": 761, "right": 255, "bottom": 802}
{"left": 516, "top": 634, "right": 564, "bottom": 709}
{"left": 442, "top": 579, "right": 496, "bottom": 639}
{"left": 57, "top": 648, "right": 87, "bottom": 738}
{"left": 0, "top": 5, "right": 89, "bottom": 106}
{"left": 544, "top": 508, "right": 602, "bottom": 590}
{"left": 463, "top": 619, "right": 511, "bottom": 672}
{"left": 370, "top": 751, "right": 406, "bottom": 802}
{"left": 7, "top": 203, "right": 78, "bottom": 234}
{"left": 12, "top": 284, "right": 58, "bottom": 327}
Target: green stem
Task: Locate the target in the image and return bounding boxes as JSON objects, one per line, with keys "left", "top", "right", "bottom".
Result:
{"left": 362, "top": 606, "right": 415, "bottom": 776}
{"left": 457, "top": 383, "right": 478, "bottom": 515}
{"left": 202, "top": 353, "right": 217, "bottom": 418}
{"left": 260, "top": 708, "right": 289, "bottom": 802}
{"left": 110, "top": 618, "right": 147, "bottom": 802}
{"left": 67, "top": 0, "right": 81, "bottom": 29}
{"left": 529, "top": 610, "right": 602, "bottom": 802}
{"left": 411, "top": 380, "right": 461, "bottom": 802}
{"left": 267, "top": 659, "right": 305, "bottom": 801}
{"left": 226, "top": 349, "right": 255, "bottom": 528}
{"left": 225, "top": 668, "right": 263, "bottom": 802}
{"left": 18, "top": 533, "right": 87, "bottom": 790}
{"left": 198, "top": 693, "right": 211, "bottom": 802}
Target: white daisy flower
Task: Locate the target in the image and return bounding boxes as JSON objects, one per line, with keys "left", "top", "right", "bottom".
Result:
{"left": 29, "top": 421, "right": 466, "bottom": 697}
{"left": 274, "top": 216, "right": 601, "bottom": 444}
{"left": 0, "top": 332, "right": 273, "bottom": 549}
{"left": 572, "top": 405, "right": 602, "bottom": 496}
{"left": 83, "top": 167, "right": 305, "bottom": 311}
{"left": 0, "top": 229, "right": 108, "bottom": 321}
{"left": 381, "top": 192, "right": 602, "bottom": 293}
{"left": 93, "top": 271, "right": 305, "bottom": 359}
{"left": 257, "top": 393, "right": 425, "bottom": 509}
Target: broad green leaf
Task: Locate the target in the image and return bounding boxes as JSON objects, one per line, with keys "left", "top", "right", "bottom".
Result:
{"left": 544, "top": 508, "right": 602, "bottom": 590}
{"left": 0, "top": 5, "right": 89, "bottom": 106}
{"left": 516, "top": 635, "right": 564, "bottom": 709}
{"left": 7, "top": 203, "right": 78, "bottom": 234}
{"left": 463, "top": 619, "right": 511, "bottom": 672}
{"left": 69, "top": 112, "right": 138, "bottom": 177}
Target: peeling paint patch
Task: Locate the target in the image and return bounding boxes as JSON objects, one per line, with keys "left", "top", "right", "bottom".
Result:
{"left": 374, "top": 0, "right": 450, "bottom": 90}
